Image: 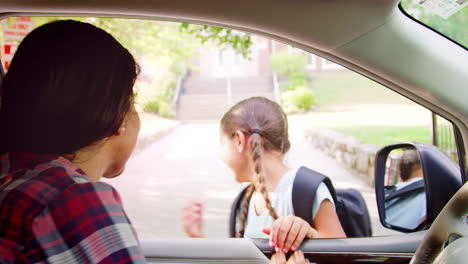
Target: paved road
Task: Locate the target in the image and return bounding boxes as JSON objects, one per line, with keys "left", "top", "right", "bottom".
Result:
{"left": 104, "top": 121, "right": 398, "bottom": 239}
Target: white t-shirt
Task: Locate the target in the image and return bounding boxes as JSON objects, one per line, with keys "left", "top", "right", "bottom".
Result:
{"left": 244, "top": 167, "right": 335, "bottom": 238}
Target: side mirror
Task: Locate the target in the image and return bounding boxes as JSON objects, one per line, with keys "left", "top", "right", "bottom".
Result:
{"left": 375, "top": 142, "right": 462, "bottom": 233}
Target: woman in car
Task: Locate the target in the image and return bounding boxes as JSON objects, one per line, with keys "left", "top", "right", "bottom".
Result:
{"left": 182, "top": 97, "right": 345, "bottom": 254}
{"left": 0, "top": 20, "right": 144, "bottom": 263}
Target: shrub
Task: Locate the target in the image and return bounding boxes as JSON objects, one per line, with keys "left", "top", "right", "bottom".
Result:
{"left": 143, "top": 99, "right": 160, "bottom": 113}
{"left": 158, "top": 101, "right": 175, "bottom": 118}
{"left": 282, "top": 75, "right": 310, "bottom": 91}
{"left": 142, "top": 95, "right": 175, "bottom": 118}
{"left": 270, "top": 51, "right": 308, "bottom": 78}
{"left": 281, "top": 87, "right": 316, "bottom": 114}
{"left": 141, "top": 72, "right": 179, "bottom": 118}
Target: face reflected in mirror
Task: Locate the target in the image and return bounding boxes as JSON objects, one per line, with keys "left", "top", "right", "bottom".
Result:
{"left": 383, "top": 147, "right": 426, "bottom": 230}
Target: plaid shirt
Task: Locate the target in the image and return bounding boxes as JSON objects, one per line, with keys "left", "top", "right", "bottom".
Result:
{"left": 0, "top": 152, "right": 145, "bottom": 263}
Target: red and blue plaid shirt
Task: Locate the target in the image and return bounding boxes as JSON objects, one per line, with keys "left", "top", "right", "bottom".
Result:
{"left": 0, "top": 152, "right": 145, "bottom": 263}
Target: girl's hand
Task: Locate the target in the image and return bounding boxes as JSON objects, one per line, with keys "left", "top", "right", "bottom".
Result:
{"left": 181, "top": 199, "right": 204, "bottom": 238}
{"left": 270, "top": 250, "right": 309, "bottom": 264}
{"left": 263, "top": 215, "right": 318, "bottom": 253}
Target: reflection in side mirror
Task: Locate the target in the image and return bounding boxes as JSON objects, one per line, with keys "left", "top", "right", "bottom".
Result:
{"left": 375, "top": 142, "right": 462, "bottom": 233}
{"left": 383, "top": 147, "right": 426, "bottom": 231}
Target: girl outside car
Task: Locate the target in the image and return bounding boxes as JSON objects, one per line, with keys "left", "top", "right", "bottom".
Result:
{"left": 182, "top": 97, "right": 346, "bottom": 262}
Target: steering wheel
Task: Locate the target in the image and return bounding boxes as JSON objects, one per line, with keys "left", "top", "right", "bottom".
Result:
{"left": 410, "top": 182, "right": 468, "bottom": 264}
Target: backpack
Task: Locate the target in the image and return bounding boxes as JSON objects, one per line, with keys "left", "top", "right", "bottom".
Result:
{"left": 229, "top": 166, "right": 372, "bottom": 238}
{"left": 384, "top": 179, "right": 425, "bottom": 203}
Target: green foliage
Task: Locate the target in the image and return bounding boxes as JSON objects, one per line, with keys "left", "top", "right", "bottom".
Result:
{"left": 31, "top": 17, "right": 201, "bottom": 60}
{"left": 281, "top": 87, "right": 315, "bottom": 114}
{"left": 143, "top": 99, "right": 160, "bottom": 113}
{"left": 282, "top": 75, "right": 310, "bottom": 91}
{"left": 142, "top": 95, "right": 175, "bottom": 118}
{"left": 9, "top": 17, "right": 256, "bottom": 118}
{"left": 22, "top": 17, "right": 254, "bottom": 119}
{"left": 401, "top": 1, "right": 468, "bottom": 47}
{"left": 270, "top": 51, "right": 308, "bottom": 78}
{"left": 330, "top": 126, "right": 431, "bottom": 147}
{"left": 157, "top": 100, "right": 175, "bottom": 118}
{"left": 141, "top": 74, "right": 178, "bottom": 117}
{"left": 18, "top": 18, "right": 254, "bottom": 63}
{"left": 169, "top": 58, "right": 187, "bottom": 76}
{"left": 270, "top": 51, "right": 315, "bottom": 112}
{"left": 160, "top": 79, "right": 177, "bottom": 100}
{"left": 180, "top": 23, "right": 252, "bottom": 59}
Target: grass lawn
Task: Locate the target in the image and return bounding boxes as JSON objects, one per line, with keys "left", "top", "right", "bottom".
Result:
{"left": 329, "top": 126, "right": 432, "bottom": 146}
{"left": 311, "top": 72, "right": 414, "bottom": 111}
{"left": 291, "top": 70, "right": 434, "bottom": 146}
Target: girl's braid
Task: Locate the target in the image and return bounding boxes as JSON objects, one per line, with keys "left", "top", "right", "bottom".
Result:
{"left": 236, "top": 184, "right": 255, "bottom": 238}
{"left": 251, "top": 133, "right": 279, "bottom": 220}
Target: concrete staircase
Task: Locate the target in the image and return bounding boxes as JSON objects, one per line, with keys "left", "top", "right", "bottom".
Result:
{"left": 177, "top": 75, "right": 275, "bottom": 121}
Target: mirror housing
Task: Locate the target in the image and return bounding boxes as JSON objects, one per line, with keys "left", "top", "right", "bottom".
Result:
{"left": 375, "top": 142, "right": 462, "bottom": 232}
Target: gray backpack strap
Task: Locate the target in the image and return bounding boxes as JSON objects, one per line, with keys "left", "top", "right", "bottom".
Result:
{"left": 229, "top": 184, "right": 252, "bottom": 238}
{"left": 385, "top": 179, "right": 425, "bottom": 202}
{"left": 293, "top": 166, "right": 336, "bottom": 225}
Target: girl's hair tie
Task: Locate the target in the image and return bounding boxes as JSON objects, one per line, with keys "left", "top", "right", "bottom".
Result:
{"left": 250, "top": 129, "right": 264, "bottom": 136}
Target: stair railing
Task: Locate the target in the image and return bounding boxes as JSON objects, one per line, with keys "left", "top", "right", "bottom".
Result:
{"left": 272, "top": 72, "right": 281, "bottom": 103}
{"left": 173, "top": 66, "right": 188, "bottom": 113}
{"left": 226, "top": 77, "right": 232, "bottom": 107}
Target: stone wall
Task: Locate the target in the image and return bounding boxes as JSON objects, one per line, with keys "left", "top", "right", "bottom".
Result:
{"left": 304, "top": 128, "right": 380, "bottom": 186}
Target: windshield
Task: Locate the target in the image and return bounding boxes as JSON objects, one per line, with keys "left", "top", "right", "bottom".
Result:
{"left": 0, "top": 16, "right": 462, "bottom": 240}
{"left": 400, "top": 0, "right": 468, "bottom": 49}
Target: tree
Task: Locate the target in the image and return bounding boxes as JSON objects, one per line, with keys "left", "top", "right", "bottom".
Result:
{"left": 401, "top": 1, "right": 467, "bottom": 47}
{"left": 2, "top": 16, "right": 254, "bottom": 117}
{"left": 28, "top": 17, "right": 252, "bottom": 61}
{"left": 180, "top": 23, "right": 252, "bottom": 59}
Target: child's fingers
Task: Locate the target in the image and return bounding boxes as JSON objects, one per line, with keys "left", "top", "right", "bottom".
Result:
{"left": 181, "top": 199, "right": 204, "bottom": 238}
{"left": 192, "top": 205, "right": 202, "bottom": 214}
{"left": 276, "top": 216, "right": 294, "bottom": 251}
{"left": 270, "top": 251, "right": 287, "bottom": 264}
{"left": 182, "top": 212, "right": 197, "bottom": 227}
{"left": 189, "top": 198, "right": 203, "bottom": 204}
{"left": 290, "top": 225, "right": 308, "bottom": 252}
{"left": 183, "top": 201, "right": 202, "bottom": 217}
{"left": 283, "top": 219, "right": 302, "bottom": 251}
{"left": 190, "top": 212, "right": 201, "bottom": 221}
{"left": 287, "top": 251, "right": 308, "bottom": 264}
{"left": 193, "top": 202, "right": 203, "bottom": 210}
{"left": 184, "top": 217, "right": 203, "bottom": 237}
{"left": 295, "top": 251, "right": 308, "bottom": 264}
{"left": 182, "top": 208, "right": 198, "bottom": 223}
{"left": 184, "top": 199, "right": 203, "bottom": 210}
{"left": 263, "top": 227, "right": 271, "bottom": 235}
{"left": 270, "top": 217, "right": 284, "bottom": 248}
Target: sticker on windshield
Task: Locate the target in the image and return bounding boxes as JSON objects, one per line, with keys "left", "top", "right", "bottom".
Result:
{"left": 418, "top": 0, "right": 468, "bottom": 19}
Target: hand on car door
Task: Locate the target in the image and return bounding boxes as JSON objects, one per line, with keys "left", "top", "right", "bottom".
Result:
{"left": 182, "top": 198, "right": 204, "bottom": 237}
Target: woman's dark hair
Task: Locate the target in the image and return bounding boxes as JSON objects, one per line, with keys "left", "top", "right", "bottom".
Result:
{"left": 221, "top": 96, "right": 290, "bottom": 237}
{"left": 0, "top": 20, "right": 139, "bottom": 155}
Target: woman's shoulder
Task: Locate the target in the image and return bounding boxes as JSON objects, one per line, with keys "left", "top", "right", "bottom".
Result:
{"left": 30, "top": 165, "right": 120, "bottom": 209}
{"left": 0, "top": 152, "right": 118, "bottom": 210}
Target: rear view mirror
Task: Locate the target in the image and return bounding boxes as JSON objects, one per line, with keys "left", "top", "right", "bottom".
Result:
{"left": 375, "top": 142, "right": 462, "bottom": 233}
{"left": 383, "top": 147, "right": 426, "bottom": 231}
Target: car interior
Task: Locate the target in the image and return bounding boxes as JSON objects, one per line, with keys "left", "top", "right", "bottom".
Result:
{"left": 0, "top": 0, "right": 467, "bottom": 263}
